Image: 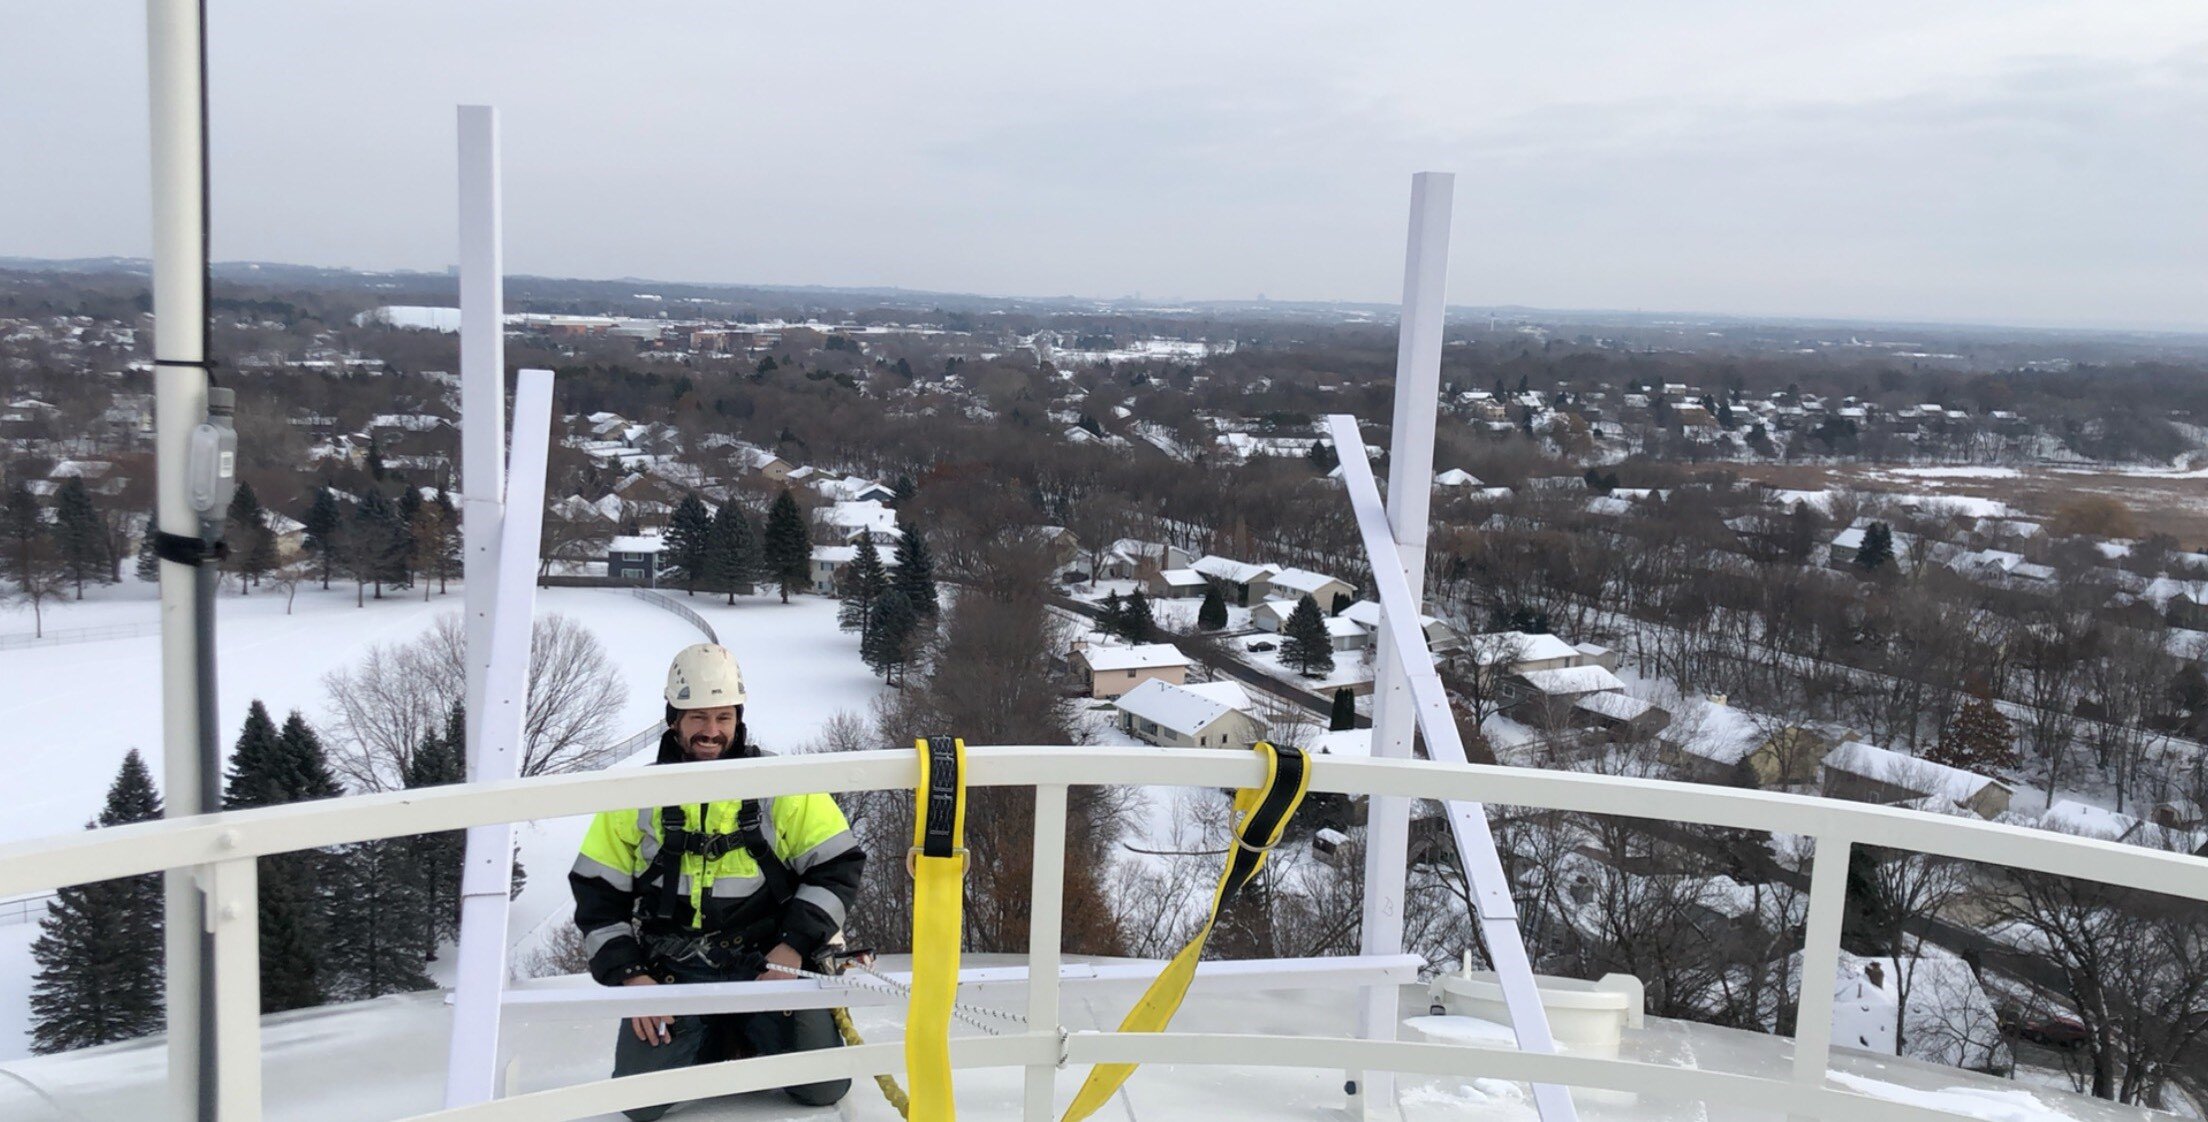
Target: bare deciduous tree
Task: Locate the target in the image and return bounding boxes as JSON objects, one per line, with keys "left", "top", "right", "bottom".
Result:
{"left": 321, "top": 612, "right": 629, "bottom": 789}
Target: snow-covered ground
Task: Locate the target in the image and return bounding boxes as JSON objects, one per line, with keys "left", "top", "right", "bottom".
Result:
{"left": 0, "top": 576, "right": 886, "bottom": 1061}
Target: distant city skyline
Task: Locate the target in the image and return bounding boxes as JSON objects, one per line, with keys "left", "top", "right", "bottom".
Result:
{"left": 6, "top": 2, "right": 2208, "bottom": 332}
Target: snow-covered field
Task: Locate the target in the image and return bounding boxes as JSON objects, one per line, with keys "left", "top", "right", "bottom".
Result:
{"left": 0, "top": 576, "right": 886, "bottom": 1061}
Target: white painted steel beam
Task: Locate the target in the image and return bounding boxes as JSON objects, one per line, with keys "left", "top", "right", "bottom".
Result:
{"left": 500, "top": 954, "right": 1426, "bottom": 1021}
{"left": 1790, "top": 834, "right": 1853, "bottom": 1112}
{"left": 1354, "top": 168, "right": 1455, "bottom": 1120}
{"left": 7, "top": 750, "right": 2206, "bottom": 907}
{"left": 1023, "top": 784, "right": 1070, "bottom": 1120}
{"left": 206, "top": 858, "right": 261, "bottom": 1118}
{"left": 444, "top": 369, "right": 555, "bottom": 1107}
{"left": 1328, "top": 411, "right": 1579, "bottom": 1122}
{"left": 457, "top": 104, "right": 505, "bottom": 749}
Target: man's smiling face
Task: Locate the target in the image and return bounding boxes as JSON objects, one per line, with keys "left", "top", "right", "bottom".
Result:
{"left": 675, "top": 706, "right": 738, "bottom": 761}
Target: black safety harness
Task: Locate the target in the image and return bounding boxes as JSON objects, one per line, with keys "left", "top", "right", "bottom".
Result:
{"left": 636, "top": 798, "right": 800, "bottom": 973}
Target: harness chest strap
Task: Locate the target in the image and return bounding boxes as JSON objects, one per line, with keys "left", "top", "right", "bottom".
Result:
{"left": 906, "top": 736, "right": 967, "bottom": 1122}
{"left": 1060, "top": 740, "right": 1311, "bottom": 1122}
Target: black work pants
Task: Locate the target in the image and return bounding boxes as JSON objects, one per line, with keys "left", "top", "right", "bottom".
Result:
{"left": 610, "top": 955, "right": 849, "bottom": 1119}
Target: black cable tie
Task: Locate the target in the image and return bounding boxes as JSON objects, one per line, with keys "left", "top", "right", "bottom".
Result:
{"left": 153, "top": 531, "right": 228, "bottom": 568}
{"left": 151, "top": 358, "right": 218, "bottom": 369}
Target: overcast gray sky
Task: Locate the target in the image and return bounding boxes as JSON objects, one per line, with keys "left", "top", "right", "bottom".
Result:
{"left": 7, "top": 2, "right": 2207, "bottom": 329}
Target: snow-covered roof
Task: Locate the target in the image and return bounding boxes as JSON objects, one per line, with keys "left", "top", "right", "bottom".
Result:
{"left": 2041, "top": 799, "right": 2208, "bottom": 854}
{"left": 1111, "top": 678, "right": 1258, "bottom": 736}
{"left": 607, "top": 535, "right": 664, "bottom": 554}
{"left": 1154, "top": 568, "right": 1206, "bottom": 588}
{"left": 1573, "top": 692, "right": 1656, "bottom": 722}
{"left": 369, "top": 413, "right": 449, "bottom": 432}
{"left": 1268, "top": 567, "right": 1349, "bottom": 597}
{"left": 1338, "top": 600, "right": 1442, "bottom": 632}
{"left": 815, "top": 500, "right": 897, "bottom": 534}
{"left": 1514, "top": 665, "right": 1627, "bottom": 696}
{"left": 1468, "top": 631, "right": 1581, "bottom": 666}
{"left": 47, "top": 459, "right": 112, "bottom": 479}
{"left": 1434, "top": 468, "right": 1482, "bottom": 487}
{"left": 1821, "top": 742, "right": 2006, "bottom": 804}
{"left": 1078, "top": 643, "right": 1195, "bottom": 673}
{"left": 1192, "top": 555, "right": 1278, "bottom": 585}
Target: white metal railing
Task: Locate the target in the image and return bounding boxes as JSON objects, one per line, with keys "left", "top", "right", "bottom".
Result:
{"left": 1, "top": 746, "right": 2203, "bottom": 1122}
{"left": 629, "top": 587, "right": 718, "bottom": 644}
{"left": 0, "top": 891, "right": 54, "bottom": 927}
{"left": 0, "top": 620, "right": 162, "bottom": 650}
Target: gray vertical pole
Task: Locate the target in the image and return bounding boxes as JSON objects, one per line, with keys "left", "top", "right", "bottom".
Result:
{"left": 146, "top": 0, "right": 215, "bottom": 1117}
{"left": 1348, "top": 172, "right": 1453, "bottom": 1120}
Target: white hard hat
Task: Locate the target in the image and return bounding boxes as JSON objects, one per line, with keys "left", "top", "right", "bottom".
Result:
{"left": 665, "top": 643, "right": 747, "bottom": 709}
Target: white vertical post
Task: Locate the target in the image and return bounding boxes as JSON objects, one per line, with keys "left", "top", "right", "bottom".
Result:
{"left": 1024, "top": 784, "right": 1069, "bottom": 1121}
{"left": 458, "top": 104, "right": 505, "bottom": 762}
{"left": 207, "top": 858, "right": 261, "bottom": 1118}
{"left": 1790, "top": 834, "right": 1850, "bottom": 1119}
{"left": 146, "top": 1, "right": 212, "bottom": 1117}
{"left": 444, "top": 369, "right": 554, "bottom": 1106}
{"left": 1350, "top": 171, "right": 1452, "bottom": 1120}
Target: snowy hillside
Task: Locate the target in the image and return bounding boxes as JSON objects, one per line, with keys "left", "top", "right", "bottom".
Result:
{"left": 0, "top": 578, "right": 886, "bottom": 1061}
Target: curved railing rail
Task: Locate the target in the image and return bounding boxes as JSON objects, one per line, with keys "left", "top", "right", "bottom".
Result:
{"left": 1, "top": 747, "right": 2202, "bottom": 1122}
{"left": 629, "top": 586, "right": 718, "bottom": 644}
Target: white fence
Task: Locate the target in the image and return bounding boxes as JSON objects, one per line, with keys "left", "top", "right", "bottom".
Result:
{"left": 0, "top": 892, "right": 54, "bottom": 927}
{"left": 0, "top": 747, "right": 2202, "bottom": 1122}
{"left": 629, "top": 587, "right": 717, "bottom": 644}
{"left": 0, "top": 621, "right": 162, "bottom": 651}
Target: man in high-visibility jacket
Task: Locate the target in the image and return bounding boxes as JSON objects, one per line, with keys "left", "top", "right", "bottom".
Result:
{"left": 570, "top": 643, "right": 865, "bottom": 1119}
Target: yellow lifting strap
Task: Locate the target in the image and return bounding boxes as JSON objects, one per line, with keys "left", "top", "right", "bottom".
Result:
{"left": 907, "top": 736, "right": 968, "bottom": 1122}
{"left": 1061, "top": 740, "right": 1312, "bottom": 1122}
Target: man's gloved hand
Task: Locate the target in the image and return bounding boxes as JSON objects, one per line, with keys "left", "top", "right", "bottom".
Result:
{"left": 756, "top": 942, "right": 804, "bottom": 982}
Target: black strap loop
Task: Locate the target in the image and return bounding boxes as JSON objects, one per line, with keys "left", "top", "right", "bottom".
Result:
{"left": 920, "top": 735, "right": 961, "bottom": 859}
{"left": 153, "top": 531, "right": 227, "bottom": 567}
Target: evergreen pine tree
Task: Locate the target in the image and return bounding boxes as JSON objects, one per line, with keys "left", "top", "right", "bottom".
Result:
{"left": 225, "top": 481, "right": 276, "bottom": 594}
{"left": 836, "top": 533, "right": 888, "bottom": 639}
{"left": 664, "top": 492, "right": 713, "bottom": 595}
{"left": 890, "top": 474, "right": 916, "bottom": 507}
{"left": 1282, "top": 594, "right": 1335, "bottom": 677}
{"left": 1099, "top": 590, "right": 1126, "bottom": 640}
{"left": 707, "top": 501, "right": 760, "bottom": 604}
{"left": 892, "top": 524, "right": 939, "bottom": 617}
{"left": 1932, "top": 694, "right": 2014, "bottom": 772}
{"left": 135, "top": 509, "right": 159, "bottom": 583}
{"left": 1123, "top": 589, "right": 1155, "bottom": 642}
{"left": 403, "top": 705, "right": 466, "bottom": 956}
{"left": 1857, "top": 521, "right": 1895, "bottom": 572}
{"left": 303, "top": 487, "right": 342, "bottom": 589}
{"left": 321, "top": 838, "right": 435, "bottom": 999}
{"left": 53, "top": 476, "right": 110, "bottom": 598}
{"left": 351, "top": 490, "right": 406, "bottom": 599}
{"left": 1328, "top": 687, "right": 1357, "bottom": 731}
{"left": 28, "top": 750, "right": 165, "bottom": 1054}
{"left": 225, "top": 706, "right": 344, "bottom": 1012}
{"left": 761, "top": 489, "right": 811, "bottom": 603}
{"left": 862, "top": 588, "right": 918, "bottom": 686}
{"left": 1196, "top": 584, "right": 1227, "bottom": 631}
{"left": 394, "top": 487, "right": 424, "bottom": 589}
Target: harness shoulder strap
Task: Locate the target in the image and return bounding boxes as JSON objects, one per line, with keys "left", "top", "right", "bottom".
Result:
{"left": 737, "top": 797, "right": 798, "bottom": 904}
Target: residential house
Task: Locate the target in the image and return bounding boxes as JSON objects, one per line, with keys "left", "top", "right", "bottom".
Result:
{"left": 1114, "top": 679, "right": 1269, "bottom": 751}
{"left": 809, "top": 544, "right": 899, "bottom": 595}
{"left": 1819, "top": 742, "right": 2012, "bottom": 819}
{"left": 1146, "top": 569, "right": 1209, "bottom": 600}
{"left": 1266, "top": 568, "right": 1356, "bottom": 614}
{"left": 815, "top": 500, "right": 898, "bottom": 544}
{"left": 1191, "top": 555, "right": 1278, "bottom": 606}
{"left": 1100, "top": 539, "right": 1194, "bottom": 581}
{"left": 1829, "top": 522, "right": 1914, "bottom": 571}
{"left": 1502, "top": 664, "right": 1630, "bottom": 727}
{"left": 1572, "top": 692, "right": 1671, "bottom": 739}
{"left": 606, "top": 535, "right": 666, "bottom": 584}
{"left": 1434, "top": 468, "right": 1484, "bottom": 488}
{"left": 1465, "top": 631, "right": 1589, "bottom": 675}
{"left": 1074, "top": 641, "right": 1196, "bottom": 699}
{"left": 749, "top": 450, "right": 796, "bottom": 482}
{"left": 1338, "top": 599, "right": 1462, "bottom": 653}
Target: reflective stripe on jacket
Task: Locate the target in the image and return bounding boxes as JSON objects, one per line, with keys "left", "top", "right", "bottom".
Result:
{"left": 568, "top": 792, "right": 863, "bottom": 985}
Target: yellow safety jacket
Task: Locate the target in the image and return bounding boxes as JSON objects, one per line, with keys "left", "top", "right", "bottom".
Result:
{"left": 569, "top": 792, "right": 862, "bottom": 985}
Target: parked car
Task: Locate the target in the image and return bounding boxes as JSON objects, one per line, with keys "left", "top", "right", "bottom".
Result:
{"left": 1245, "top": 640, "right": 1276, "bottom": 652}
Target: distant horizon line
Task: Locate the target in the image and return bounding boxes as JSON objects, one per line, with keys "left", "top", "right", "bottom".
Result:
{"left": 7, "top": 253, "right": 2208, "bottom": 341}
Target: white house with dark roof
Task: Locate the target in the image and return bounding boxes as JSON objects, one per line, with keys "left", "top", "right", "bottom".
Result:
{"left": 1338, "top": 599, "right": 1461, "bottom": 653}
{"left": 1114, "top": 679, "right": 1269, "bottom": 751}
